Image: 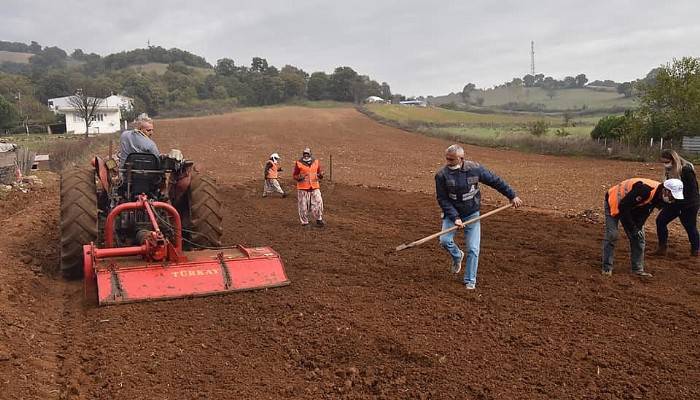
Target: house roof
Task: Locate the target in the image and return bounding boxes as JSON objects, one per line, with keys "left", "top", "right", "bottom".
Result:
{"left": 48, "top": 95, "right": 120, "bottom": 111}
{"left": 48, "top": 94, "right": 133, "bottom": 112}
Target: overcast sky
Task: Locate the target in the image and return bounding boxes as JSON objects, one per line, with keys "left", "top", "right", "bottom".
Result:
{"left": 2, "top": 0, "right": 699, "bottom": 96}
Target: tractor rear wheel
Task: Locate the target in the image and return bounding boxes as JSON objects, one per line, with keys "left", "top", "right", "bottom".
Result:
{"left": 186, "top": 173, "right": 223, "bottom": 248}
{"left": 60, "top": 167, "right": 98, "bottom": 279}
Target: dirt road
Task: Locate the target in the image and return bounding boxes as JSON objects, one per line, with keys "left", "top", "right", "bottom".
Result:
{"left": 0, "top": 107, "right": 697, "bottom": 399}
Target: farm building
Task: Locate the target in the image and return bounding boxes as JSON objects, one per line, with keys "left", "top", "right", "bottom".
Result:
{"left": 399, "top": 99, "right": 427, "bottom": 107}
{"left": 364, "top": 95, "right": 386, "bottom": 103}
{"left": 47, "top": 94, "right": 133, "bottom": 134}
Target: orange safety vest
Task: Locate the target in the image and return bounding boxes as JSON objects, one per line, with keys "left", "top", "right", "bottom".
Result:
{"left": 295, "top": 159, "right": 320, "bottom": 190}
{"left": 607, "top": 178, "right": 660, "bottom": 217}
{"left": 265, "top": 161, "right": 280, "bottom": 179}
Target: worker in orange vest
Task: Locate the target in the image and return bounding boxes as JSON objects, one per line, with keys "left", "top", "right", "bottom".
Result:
{"left": 602, "top": 177, "right": 684, "bottom": 277}
{"left": 292, "top": 148, "right": 324, "bottom": 227}
{"left": 262, "top": 153, "right": 286, "bottom": 198}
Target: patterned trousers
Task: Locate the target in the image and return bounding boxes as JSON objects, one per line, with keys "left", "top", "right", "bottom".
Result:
{"left": 297, "top": 189, "right": 323, "bottom": 224}
{"left": 263, "top": 179, "right": 284, "bottom": 196}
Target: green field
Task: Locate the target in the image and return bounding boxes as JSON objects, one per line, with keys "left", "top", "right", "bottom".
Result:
{"left": 366, "top": 104, "right": 566, "bottom": 126}
{"left": 479, "top": 87, "right": 637, "bottom": 110}
{"left": 365, "top": 104, "right": 597, "bottom": 142}
{"left": 435, "top": 124, "right": 593, "bottom": 139}
{"left": 430, "top": 86, "right": 637, "bottom": 112}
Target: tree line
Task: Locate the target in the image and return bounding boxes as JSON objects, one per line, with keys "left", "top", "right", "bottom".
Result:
{"left": 0, "top": 41, "right": 392, "bottom": 130}
{"left": 591, "top": 57, "right": 700, "bottom": 142}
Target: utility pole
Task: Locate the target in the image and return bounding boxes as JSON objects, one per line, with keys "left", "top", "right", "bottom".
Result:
{"left": 15, "top": 91, "right": 28, "bottom": 135}
{"left": 530, "top": 41, "right": 535, "bottom": 76}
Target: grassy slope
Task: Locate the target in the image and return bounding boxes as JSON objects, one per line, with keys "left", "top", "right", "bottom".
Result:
{"left": 127, "top": 62, "right": 213, "bottom": 76}
{"left": 365, "top": 104, "right": 596, "bottom": 138}
{"left": 431, "top": 86, "right": 637, "bottom": 111}
{"left": 366, "top": 104, "right": 563, "bottom": 125}
{"left": 479, "top": 87, "right": 637, "bottom": 110}
{"left": 0, "top": 51, "right": 33, "bottom": 64}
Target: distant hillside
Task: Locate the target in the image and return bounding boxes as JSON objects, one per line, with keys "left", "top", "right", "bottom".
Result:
{"left": 0, "top": 39, "right": 390, "bottom": 122}
{"left": 127, "top": 62, "right": 213, "bottom": 76}
{"left": 429, "top": 86, "right": 636, "bottom": 112}
{"left": 0, "top": 50, "right": 32, "bottom": 64}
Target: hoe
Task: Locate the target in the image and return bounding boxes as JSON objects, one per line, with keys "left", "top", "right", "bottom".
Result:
{"left": 60, "top": 150, "right": 289, "bottom": 305}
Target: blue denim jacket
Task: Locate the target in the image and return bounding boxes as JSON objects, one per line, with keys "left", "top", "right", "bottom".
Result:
{"left": 435, "top": 161, "right": 516, "bottom": 221}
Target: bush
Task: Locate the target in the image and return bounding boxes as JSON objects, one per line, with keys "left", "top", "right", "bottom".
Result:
{"left": 590, "top": 115, "right": 626, "bottom": 139}
{"left": 526, "top": 120, "right": 549, "bottom": 136}
{"left": 555, "top": 128, "right": 571, "bottom": 137}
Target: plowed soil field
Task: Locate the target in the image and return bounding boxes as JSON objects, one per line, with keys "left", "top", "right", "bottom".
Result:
{"left": 1, "top": 107, "right": 698, "bottom": 400}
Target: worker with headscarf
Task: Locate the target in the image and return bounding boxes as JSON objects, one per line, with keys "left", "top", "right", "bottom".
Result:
{"left": 292, "top": 148, "right": 325, "bottom": 227}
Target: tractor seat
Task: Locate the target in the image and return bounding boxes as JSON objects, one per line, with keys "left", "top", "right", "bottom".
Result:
{"left": 122, "top": 153, "right": 162, "bottom": 199}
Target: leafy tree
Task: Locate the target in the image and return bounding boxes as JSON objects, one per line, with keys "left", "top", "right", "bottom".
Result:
{"left": 575, "top": 73, "right": 588, "bottom": 87}
{"left": 0, "top": 95, "right": 20, "bottom": 129}
{"left": 380, "top": 82, "right": 391, "bottom": 100}
{"left": 533, "top": 73, "right": 544, "bottom": 86}
{"left": 639, "top": 56, "right": 700, "bottom": 140}
{"left": 37, "top": 70, "right": 75, "bottom": 101}
{"left": 71, "top": 49, "right": 86, "bottom": 60}
{"left": 251, "top": 57, "right": 269, "bottom": 73}
{"left": 280, "top": 65, "right": 307, "bottom": 100}
{"left": 307, "top": 72, "right": 330, "bottom": 100}
{"left": 329, "top": 66, "right": 358, "bottom": 102}
{"left": 215, "top": 58, "right": 236, "bottom": 76}
{"left": 617, "top": 82, "right": 634, "bottom": 98}
{"left": 590, "top": 115, "right": 627, "bottom": 139}
{"left": 211, "top": 85, "right": 228, "bottom": 99}
{"left": 121, "top": 73, "right": 165, "bottom": 115}
{"left": 461, "top": 83, "right": 476, "bottom": 102}
{"left": 28, "top": 41, "right": 42, "bottom": 54}
{"left": 523, "top": 74, "right": 535, "bottom": 87}
{"left": 563, "top": 76, "right": 577, "bottom": 88}
{"left": 29, "top": 46, "right": 68, "bottom": 71}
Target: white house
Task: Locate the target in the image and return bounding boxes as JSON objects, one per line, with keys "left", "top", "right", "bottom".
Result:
{"left": 48, "top": 94, "right": 134, "bottom": 134}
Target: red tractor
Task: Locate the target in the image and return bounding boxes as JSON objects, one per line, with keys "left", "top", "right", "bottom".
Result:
{"left": 60, "top": 151, "right": 289, "bottom": 305}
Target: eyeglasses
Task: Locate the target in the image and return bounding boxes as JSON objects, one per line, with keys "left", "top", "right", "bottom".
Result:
{"left": 145, "top": 128, "right": 153, "bottom": 132}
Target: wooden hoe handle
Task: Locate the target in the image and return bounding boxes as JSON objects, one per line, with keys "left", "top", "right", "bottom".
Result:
{"left": 394, "top": 204, "right": 513, "bottom": 252}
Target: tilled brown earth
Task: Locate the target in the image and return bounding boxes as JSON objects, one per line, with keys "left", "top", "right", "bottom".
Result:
{"left": 155, "top": 107, "right": 660, "bottom": 214}
{"left": 0, "top": 107, "right": 698, "bottom": 399}
{"left": 30, "top": 181, "right": 700, "bottom": 399}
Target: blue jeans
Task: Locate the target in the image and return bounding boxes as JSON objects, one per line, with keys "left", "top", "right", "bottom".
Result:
{"left": 439, "top": 211, "right": 481, "bottom": 285}
{"left": 602, "top": 199, "right": 645, "bottom": 272}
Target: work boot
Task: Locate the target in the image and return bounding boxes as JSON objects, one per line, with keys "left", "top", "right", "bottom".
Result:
{"left": 651, "top": 244, "right": 667, "bottom": 256}
{"left": 451, "top": 250, "right": 464, "bottom": 274}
